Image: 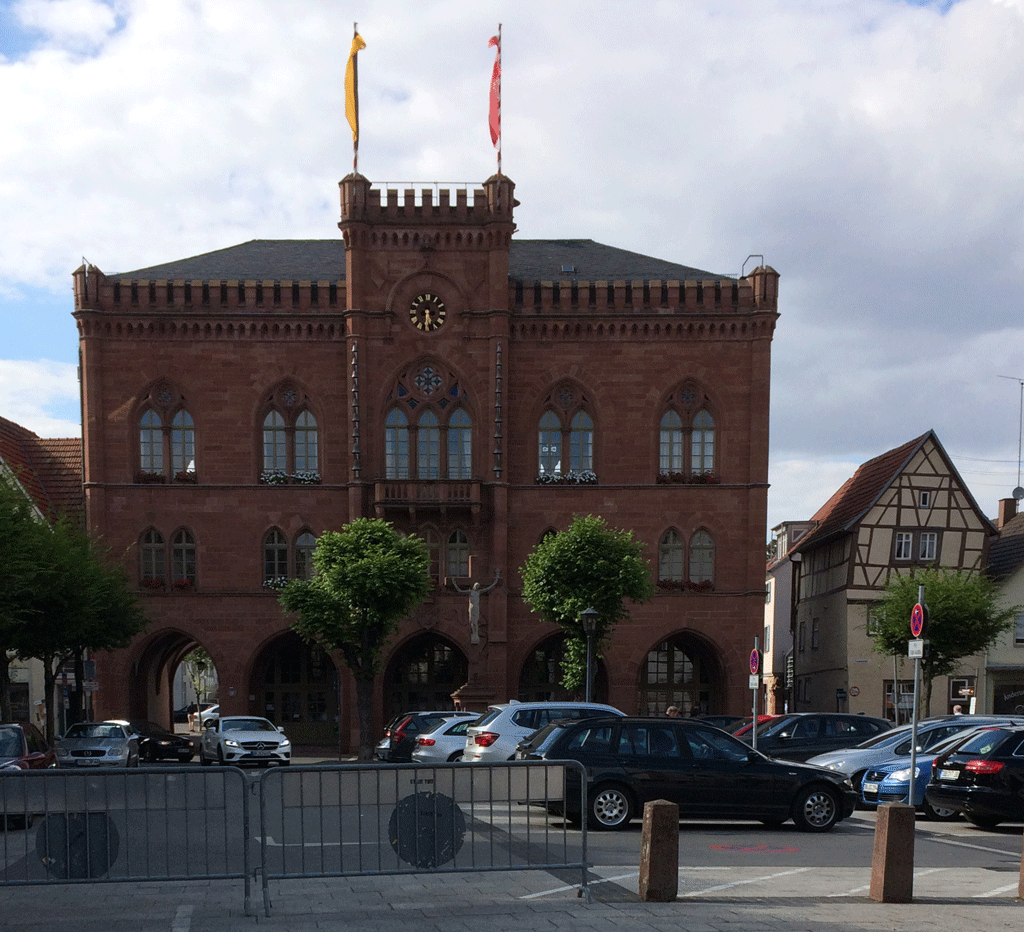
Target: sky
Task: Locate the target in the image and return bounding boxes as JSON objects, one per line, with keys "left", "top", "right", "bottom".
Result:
{"left": 2, "top": 0, "right": 1023, "bottom": 534}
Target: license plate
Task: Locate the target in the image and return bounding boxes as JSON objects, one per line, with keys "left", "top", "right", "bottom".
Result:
{"left": 77, "top": 760, "right": 101, "bottom": 766}
{"left": 862, "top": 782, "right": 879, "bottom": 794}
{"left": 939, "top": 768, "right": 959, "bottom": 781}
{"left": 252, "top": 750, "right": 272, "bottom": 757}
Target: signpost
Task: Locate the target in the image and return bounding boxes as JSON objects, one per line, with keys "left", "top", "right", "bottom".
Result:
{"left": 907, "top": 587, "right": 927, "bottom": 806}
{"left": 749, "top": 639, "right": 761, "bottom": 752}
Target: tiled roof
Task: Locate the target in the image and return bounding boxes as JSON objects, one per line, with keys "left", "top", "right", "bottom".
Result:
{"left": 792, "top": 432, "right": 934, "bottom": 553}
{"left": 112, "top": 239, "right": 728, "bottom": 284}
{"left": 0, "top": 416, "right": 83, "bottom": 524}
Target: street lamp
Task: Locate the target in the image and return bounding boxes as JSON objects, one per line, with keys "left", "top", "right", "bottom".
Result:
{"left": 581, "top": 607, "right": 599, "bottom": 703}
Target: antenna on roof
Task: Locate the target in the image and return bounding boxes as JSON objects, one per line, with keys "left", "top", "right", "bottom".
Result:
{"left": 998, "top": 375, "right": 1024, "bottom": 499}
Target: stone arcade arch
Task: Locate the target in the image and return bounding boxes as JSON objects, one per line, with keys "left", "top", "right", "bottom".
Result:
{"left": 518, "top": 632, "right": 608, "bottom": 704}
{"left": 382, "top": 634, "right": 468, "bottom": 721}
{"left": 126, "top": 629, "right": 218, "bottom": 729}
{"left": 249, "top": 631, "right": 338, "bottom": 746}
{"left": 637, "top": 631, "right": 725, "bottom": 716}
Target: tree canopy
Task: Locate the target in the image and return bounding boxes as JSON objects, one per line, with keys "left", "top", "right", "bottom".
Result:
{"left": 278, "top": 518, "right": 431, "bottom": 759}
{"left": 520, "top": 514, "right": 655, "bottom": 693}
{"left": 870, "top": 566, "right": 1018, "bottom": 713}
{"left": 0, "top": 474, "right": 149, "bottom": 738}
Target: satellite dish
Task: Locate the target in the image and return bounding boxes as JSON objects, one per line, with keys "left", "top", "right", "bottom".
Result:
{"left": 1014, "top": 487, "right": 1024, "bottom": 501}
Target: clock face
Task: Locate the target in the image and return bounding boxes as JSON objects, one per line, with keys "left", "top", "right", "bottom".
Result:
{"left": 409, "top": 292, "right": 447, "bottom": 332}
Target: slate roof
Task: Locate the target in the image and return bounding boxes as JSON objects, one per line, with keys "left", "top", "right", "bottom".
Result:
{"left": 112, "top": 239, "right": 728, "bottom": 284}
{"left": 0, "top": 416, "right": 83, "bottom": 524}
{"left": 988, "top": 512, "right": 1024, "bottom": 580}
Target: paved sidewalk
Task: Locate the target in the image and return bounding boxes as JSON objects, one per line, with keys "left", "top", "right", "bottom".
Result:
{"left": 1, "top": 863, "right": 1021, "bottom": 931}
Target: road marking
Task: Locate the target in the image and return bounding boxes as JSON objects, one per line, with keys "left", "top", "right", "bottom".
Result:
{"left": 679, "top": 866, "right": 813, "bottom": 896}
{"left": 975, "top": 882, "right": 1020, "bottom": 898}
{"left": 919, "top": 835, "right": 1021, "bottom": 857}
{"left": 170, "top": 905, "right": 193, "bottom": 931}
{"left": 828, "top": 867, "right": 946, "bottom": 897}
{"left": 520, "top": 866, "right": 731, "bottom": 899}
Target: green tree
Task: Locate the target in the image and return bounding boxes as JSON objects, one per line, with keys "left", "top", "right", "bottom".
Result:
{"left": 0, "top": 475, "right": 50, "bottom": 722}
{"left": 182, "top": 646, "right": 213, "bottom": 706}
{"left": 278, "top": 518, "right": 431, "bottom": 760}
{"left": 870, "top": 566, "right": 1018, "bottom": 714}
{"left": 520, "top": 514, "right": 655, "bottom": 694}
{"left": 13, "top": 517, "right": 149, "bottom": 741}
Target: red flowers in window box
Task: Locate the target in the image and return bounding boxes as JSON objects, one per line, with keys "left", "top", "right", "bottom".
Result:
{"left": 656, "top": 579, "right": 715, "bottom": 592}
{"left": 135, "top": 471, "right": 166, "bottom": 484}
{"left": 172, "top": 579, "right": 194, "bottom": 592}
{"left": 140, "top": 577, "right": 166, "bottom": 591}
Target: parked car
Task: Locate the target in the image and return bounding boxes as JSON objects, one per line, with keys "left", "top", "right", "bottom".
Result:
{"left": 0, "top": 722, "right": 55, "bottom": 770}
{"left": 697, "top": 715, "right": 746, "bottom": 731}
{"left": 56, "top": 721, "right": 139, "bottom": 768}
{"left": 115, "top": 720, "right": 194, "bottom": 763}
{"left": 375, "top": 710, "right": 475, "bottom": 763}
{"left": 517, "top": 716, "right": 857, "bottom": 832}
{"left": 199, "top": 716, "right": 291, "bottom": 767}
{"left": 858, "top": 728, "right": 1003, "bottom": 820}
{"left": 807, "top": 715, "right": 1024, "bottom": 790}
{"left": 464, "top": 701, "right": 625, "bottom": 763}
{"left": 198, "top": 704, "right": 220, "bottom": 726}
{"left": 729, "top": 714, "right": 780, "bottom": 737}
{"left": 411, "top": 715, "right": 478, "bottom": 764}
{"left": 740, "top": 713, "right": 891, "bottom": 761}
{"left": 925, "top": 725, "right": 1024, "bottom": 828}
{"left": 174, "top": 701, "right": 217, "bottom": 725}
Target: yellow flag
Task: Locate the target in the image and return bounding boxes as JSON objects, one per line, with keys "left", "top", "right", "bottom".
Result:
{"left": 345, "top": 33, "right": 366, "bottom": 143}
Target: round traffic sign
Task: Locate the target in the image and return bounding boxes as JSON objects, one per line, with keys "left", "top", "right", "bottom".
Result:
{"left": 749, "top": 649, "right": 760, "bottom": 676}
{"left": 910, "top": 602, "right": 926, "bottom": 639}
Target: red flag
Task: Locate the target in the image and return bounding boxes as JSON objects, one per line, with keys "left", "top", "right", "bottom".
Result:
{"left": 488, "top": 34, "right": 501, "bottom": 147}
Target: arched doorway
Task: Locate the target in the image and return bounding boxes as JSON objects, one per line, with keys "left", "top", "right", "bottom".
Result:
{"left": 128, "top": 630, "right": 219, "bottom": 730}
{"left": 518, "top": 633, "right": 608, "bottom": 703}
{"left": 637, "top": 633, "right": 723, "bottom": 716}
{"left": 251, "top": 631, "right": 338, "bottom": 745}
{"left": 382, "top": 635, "right": 468, "bottom": 720}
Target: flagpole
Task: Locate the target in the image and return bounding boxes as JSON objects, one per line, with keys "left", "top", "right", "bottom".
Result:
{"left": 489, "top": 25, "right": 502, "bottom": 176}
{"left": 353, "top": 22, "right": 358, "bottom": 173}
{"left": 345, "top": 24, "right": 365, "bottom": 174}
{"left": 496, "top": 23, "right": 501, "bottom": 176}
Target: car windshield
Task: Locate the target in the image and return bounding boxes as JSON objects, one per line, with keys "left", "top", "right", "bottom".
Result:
{"left": 851, "top": 725, "right": 910, "bottom": 749}
{"left": 0, "top": 727, "right": 21, "bottom": 757}
{"left": 222, "top": 719, "right": 276, "bottom": 733}
{"left": 65, "top": 724, "right": 121, "bottom": 739}
{"left": 131, "top": 721, "right": 169, "bottom": 735}
{"left": 756, "top": 717, "right": 802, "bottom": 738}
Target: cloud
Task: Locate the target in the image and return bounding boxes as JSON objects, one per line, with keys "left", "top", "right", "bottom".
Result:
{"left": 0, "top": 359, "right": 80, "bottom": 437}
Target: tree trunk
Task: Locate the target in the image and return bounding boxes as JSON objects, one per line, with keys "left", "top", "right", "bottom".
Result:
{"left": 69, "top": 650, "right": 85, "bottom": 725}
{"left": 42, "top": 657, "right": 59, "bottom": 745}
{"left": 0, "top": 653, "right": 11, "bottom": 722}
{"left": 354, "top": 674, "right": 376, "bottom": 761}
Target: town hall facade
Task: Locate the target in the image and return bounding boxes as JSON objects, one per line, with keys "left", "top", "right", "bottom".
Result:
{"left": 73, "top": 172, "right": 779, "bottom": 749}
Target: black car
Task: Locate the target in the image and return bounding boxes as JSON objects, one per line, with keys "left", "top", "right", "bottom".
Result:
{"left": 924, "top": 725, "right": 1024, "bottom": 828}
{"left": 517, "top": 716, "right": 857, "bottom": 832}
{"left": 375, "top": 711, "right": 476, "bottom": 763}
{"left": 741, "top": 713, "right": 891, "bottom": 761}
{"left": 119, "top": 720, "right": 194, "bottom": 763}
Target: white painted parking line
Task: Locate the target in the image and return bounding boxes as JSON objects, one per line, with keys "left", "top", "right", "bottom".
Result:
{"left": 679, "top": 866, "right": 813, "bottom": 896}
{"left": 829, "top": 866, "right": 946, "bottom": 897}
{"left": 975, "top": 882, "right": 1021, "bottom": 898}
{"left": 170, "top": 905, "right": 193, "bottom": 932}
{"left": 521, "top": 865, "right": 731, "bottom": 899}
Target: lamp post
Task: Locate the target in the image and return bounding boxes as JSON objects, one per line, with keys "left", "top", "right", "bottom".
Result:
{"left": 581, "top": 607, "right": 599, "bottom": 703}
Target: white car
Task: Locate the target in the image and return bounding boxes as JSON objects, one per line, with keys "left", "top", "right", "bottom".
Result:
{"left": 199, "top": 716, "right": 291, "bottom": 767}
{"left": 411, "top": 714, "right": 479, "bottom": 764}
{"left": 463, "top": 701, "right": 624, "bottom": 763}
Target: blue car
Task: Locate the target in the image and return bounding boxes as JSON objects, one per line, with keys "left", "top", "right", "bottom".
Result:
{"left": 860, "top": 724, "right": 1018, "bottom": 821}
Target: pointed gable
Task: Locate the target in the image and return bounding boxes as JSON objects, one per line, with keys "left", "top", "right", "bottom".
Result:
{"left": 0, "top": 415, "right": 83, "bottom": 524}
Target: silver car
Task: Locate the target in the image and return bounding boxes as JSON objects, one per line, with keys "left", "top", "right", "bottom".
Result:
{"left": 411, "top": 715, "right": 479, "bottom": 763}
{"left": 199, "top": 716, "right": 291, "bottom": 767}
{"left": 56, "top": 721, "right": 139, "bottom": 768}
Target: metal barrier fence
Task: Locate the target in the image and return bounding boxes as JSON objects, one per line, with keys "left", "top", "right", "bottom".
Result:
{"left": 0, "top": 767, "right": 253, "bottom": 914}
{"left": 258, "top": 761, "right": 589, "bottom": 916}
{"left": 1, "top": 761, "right": 587, "bottom": 918}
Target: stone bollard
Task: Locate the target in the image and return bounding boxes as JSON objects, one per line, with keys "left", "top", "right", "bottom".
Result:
{"left": 869, "top": 802, "right": 915, "bottom": 903}
{"left": 1019, "top": 830, "right": 1024, "bottom": 899}
{"left": 639, "top": 799, "right": 678, "bottom": 902}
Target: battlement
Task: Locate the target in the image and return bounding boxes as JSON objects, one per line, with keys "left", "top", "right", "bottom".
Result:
{"left": 339, "top": 173, "right": 516, "bottom": 226}
{"left": 73, "top": 265, "right": 346, "bottom": 313}
{"left": 509, "top": 266, "right": 779, "bottom": 313}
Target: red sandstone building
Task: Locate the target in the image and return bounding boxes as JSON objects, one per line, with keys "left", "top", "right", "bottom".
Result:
{"left": 73, "top": 173, "right": 779, "bottom": 748}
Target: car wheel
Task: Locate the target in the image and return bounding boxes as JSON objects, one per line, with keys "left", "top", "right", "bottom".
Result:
{"left": 447, "top": 751, "right": 464, "bottom": 762}
{"left": 792, "top": 785, "right": 840, "bottom": 832}
{"left": 588, "top": 784, "right": 634, "bottom": 830}
{"left": 200, "top": 747, "right": 210, "bottom": 766}
{"left": 922, "top": 798, "right": 960, "bottom": 822}
{"left": 217, "top": 746, "right": 226, "bottom": 766}
{"left": 178, "top": 751, "right": 194, "bottom": 764}
{"left": 966, "top": 813, "right": 1002, "bottom": 829}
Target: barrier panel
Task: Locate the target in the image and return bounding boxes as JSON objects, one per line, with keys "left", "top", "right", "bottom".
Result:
{"left": 0, "top": 767, "right": 253, "bottom": 914}
{"left": 257, "top": 761, "right": 589, "bottom": 916}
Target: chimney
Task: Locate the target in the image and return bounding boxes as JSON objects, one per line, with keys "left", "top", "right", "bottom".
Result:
{"left": 998, "top": 498, "right": 1018, "bottom": 530}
